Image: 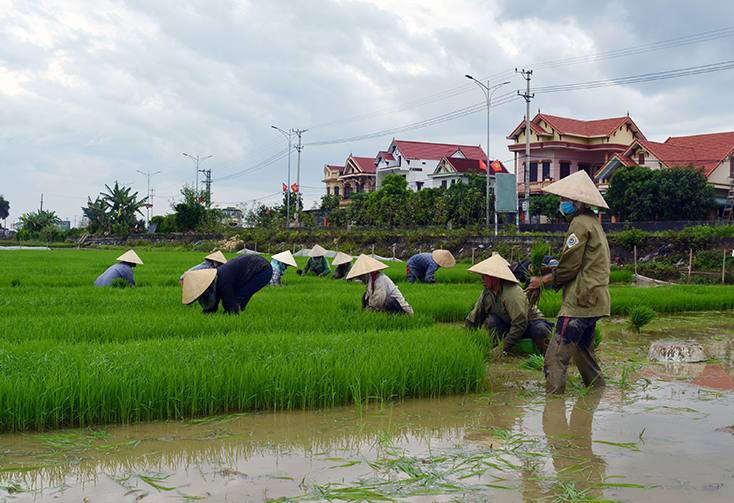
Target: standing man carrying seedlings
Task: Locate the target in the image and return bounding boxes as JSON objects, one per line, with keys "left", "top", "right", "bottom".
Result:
{"left": 347, "top": 254, "right": 413, "bottom": 315}
{"left": 297, "top": 244, "right": 331, "bottom": 277}
{"left": 182, "top": 254, "right": 272, "bottom": 314}
{"left": 526, "top": 170, "right": 610, "bottom": 394}
{"left": 406, "top": 250, "right": 455, "bottom": 283}
{"left": 269, "top": 250, "right": 298, "bottom": 286}
{"left": 95, "top": 250, "right": 143, "bottom": 287}
{"left": 464, "top": 254, "right": 553, "bottom": 358}
{"left": 179, "top": 251, "right": 227, "bottom": 285}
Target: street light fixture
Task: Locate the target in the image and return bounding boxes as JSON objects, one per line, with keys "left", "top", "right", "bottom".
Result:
{"left": 182, "top": 153, "right": 212, "bottom": 199}
{"left": 465, "top": 75, "right": 510, "bottom": 236}
{"left": 272, "top": 126, "right": 293, "bottom": 227}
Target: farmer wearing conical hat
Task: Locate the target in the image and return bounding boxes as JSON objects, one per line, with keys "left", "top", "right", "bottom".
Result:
{"left": 405, "top": 250, "right": 455, "bottom": 284}
{"left": 465, "top": 254, "right": 553, "bottom": 358}
{"left": 179, "top": 251, "right": 228, "bottom": 285}
{"left": 298, "top": 244, "right": 331, "bottom": 277}
{"left": 346, "top": 255, "right": 413, "bottom": 315}
{"left": 331, "top": 252, "right": 354, "bottom": 280}
{"left": 182, "top": 254, "right": 272, "bottom": 314}
{"left": 269, "top": 250, "right": 298, "bottom": 286}
{"left": 526, "top": 170, "right": 610, "bottom": 394}
{"left": 94, "top": 250, "right": 143, "bottom": 287}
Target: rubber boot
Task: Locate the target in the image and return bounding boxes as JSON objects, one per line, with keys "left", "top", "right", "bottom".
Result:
{"left": 574, "top": 344, "right": 606, "bottom": 389}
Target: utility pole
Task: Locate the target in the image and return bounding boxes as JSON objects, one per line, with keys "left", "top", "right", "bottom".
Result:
{"left": 182, "top": 153, "right": 213, "bottom": 199}
{"left": 272, "top": 126, "right": 293, "bottom": 227}
{"left": 293, "top": 128, "right": 307, "bottom": 227}
{"left": 137, "top": 170, "right": 161, "bottom": 225}
{"left": 516, "top": 68, "right": 533, "bottom": 227}
{"left": 199, "top": 168, "right": 212, "bottom": 208}
{"left": 40, "top": 193, "right": 43, "bottom": 212}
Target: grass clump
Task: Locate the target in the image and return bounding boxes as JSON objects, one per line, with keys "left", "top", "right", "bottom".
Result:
{"left": 627, "top": 306, "right": 655, "bottom": 333}
{"left": 520, "top": 354, "right": 544, "bottom": 371}
{"left": 109, "top": 278, "right": 129, "bottom": 289}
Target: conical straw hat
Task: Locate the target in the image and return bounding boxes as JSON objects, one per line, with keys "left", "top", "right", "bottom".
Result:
{"left": 205, "top": 251, "right": 228, "bottom": 265}
{"left": 346, "top": 254, "right": 388, "bottom": 280}
{"left": 332, "top": 252, "right": 353, "bottom": 266}
{"left": 272, "top": 250, "right": 298, "bottom": 268}
{"left": 116, "top": 250, "right": 143, "bottom": 265}
{"left": 182, "top": 269, "right": 217, "bottom": 305}
{"left": 432, "top": 249, "right": 455, "bottom": 268}
{"left": 541, "top": 170, "right": 609, "bottom": 209}
{"left": 467, "top": 254, "right": 519, "bottom": 283}
{"left": 308, "top": 244, "right": 328, "bottom": 257}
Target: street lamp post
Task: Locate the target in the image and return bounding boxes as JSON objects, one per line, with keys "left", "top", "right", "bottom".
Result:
{"left": 182, "top": 153, "right": 212, "bottom": 199}
{"left": 272, "top": 126, "right": 293, "bottom": 227}
{"left": 465, "top": 76, "right": 510, "bottom": 236}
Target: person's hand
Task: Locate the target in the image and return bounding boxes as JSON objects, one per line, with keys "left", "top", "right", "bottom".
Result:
{"left": 525, "top": 276, "right": 543, "bottom": 292}
{"left": 489, "top": 345, "right": 504, "bottom": 360}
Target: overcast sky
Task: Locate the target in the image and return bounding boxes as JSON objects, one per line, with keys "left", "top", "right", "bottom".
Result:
{"left": 2, "top": 0, "right": 734, "bottom": 226}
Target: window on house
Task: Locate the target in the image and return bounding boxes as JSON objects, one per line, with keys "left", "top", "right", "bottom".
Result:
{"left": 542, "top": 161, "right": 551, "bottom": 180}
{"left": 560, "top": 162, "right": 570, "bottom": 178}
{"left": 345, "top": 186, "right": 351, "bottom": 197}
{"left": 334, "top": 186, "right": 339, "bottom": 196}
{"left": 327, "top": 187, "right": 331, "bottom": 196}
{"left": 529, "top": 162, "right": 538, "bottom": 182}
{"left": 442, "top": 180, "right": 447, "bottom": 189}
{"left": 638, "top": 153, "right": 645, "bottom": 166}
{"left": 579, "top": 164, "right": 591, "bottom": 176}
{"left": 416, "top": 181, "right": 424, "bottom": 191}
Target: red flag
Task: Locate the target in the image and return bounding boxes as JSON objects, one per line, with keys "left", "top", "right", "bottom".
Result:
{"left": 479, "top": 160, "right": 488, "bottom": 172}
{"left": 490, "top": 160, "right": 502, "bottom": 173}
{"left": 282, "top": 183, "right": 287, "bottom": 192}
{"left": 291, "top": 183, "right": 298, "bottom": 193}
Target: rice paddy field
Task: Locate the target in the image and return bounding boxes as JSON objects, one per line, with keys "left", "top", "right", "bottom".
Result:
{"left": 2, "top": 248, "right": 734, "bottom": 434}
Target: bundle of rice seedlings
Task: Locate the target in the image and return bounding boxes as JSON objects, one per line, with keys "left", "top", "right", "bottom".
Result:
{"left": 526, "top": 241, "right": 550, "bottom": 315}
{"left": 520, "top": 354, "right": 544, "bottom": 371}
{"left": 627, "top": 306, "right": 655, "bottom": 333}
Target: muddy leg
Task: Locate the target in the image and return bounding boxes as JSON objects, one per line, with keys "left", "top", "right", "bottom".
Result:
{"left": 545, "top": 334, "right": 575, "bottom": 394}
{"left": 573, "top": 322, "right": 606, "bottom": 388}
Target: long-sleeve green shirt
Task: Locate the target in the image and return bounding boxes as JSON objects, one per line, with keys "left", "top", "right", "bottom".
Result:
{"left": 552, "top": 208, "right": 611, "bottom": 318}
{"left": 464, "top": 281, "right": 545, "bottom": 350}
{"left": 304, "top": 256, "right": 331, "bottom": 276}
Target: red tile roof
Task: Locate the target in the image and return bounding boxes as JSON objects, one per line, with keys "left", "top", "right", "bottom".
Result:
{"left": 349, "top": 156, "right": 377, "bottom": 174}
{"left": 508, "top": 113, "right": 645, "bottom": 141}
{"left": 378, "top": 150, "right": 394, "bottom": 161}
{"left": 662, "top": 131, "right": 734, "bottom": 176}
{"left": 392, "top": 140, "right": 486, "bottom": 161}
{"left": 439, "top": 157, "right": 508, "bottom": 175}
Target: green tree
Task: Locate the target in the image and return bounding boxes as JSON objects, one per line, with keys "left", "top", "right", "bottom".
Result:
{"left": 82, "top": 197, "right": 110, "bottom": 234}
{"left": 604, "top": 166, "right": 656, "bottom": 221}
{"left": 529, "top": 193, "right": 561, "bottom": 220}
{"left": 367, "top": 175, "right": 410, "bottom": 226}
{"left": 0, "top": 195, "right": 9, "bottom": 225}
{"left": 649, "top": 165, "right": 718, "bottom": 221}
{"left": 172, "top": 185, "right": 207, "bottom": 232}
{"left": 445, "top": 172, "right": 487, "bottom": 226}
{"left": 101, "top": 182, "right": 148, "bottom": 234}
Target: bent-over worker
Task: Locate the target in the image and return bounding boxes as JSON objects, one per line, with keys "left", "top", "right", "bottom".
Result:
{"left": 270, "top": 250, "right": 298, "bottom": 286}
{"left": 95, "top": 250, "right": 143, "bottom": 287}
{"left": 179, "top": 251, "right": 227, "bottom": 285}
{"left": 406, "top": 250, "right": 455, "bottom": 283}
{"left": 464, "top": 254, "right": 553, "bottom": 358}
{"left": 331, "top": 252, "right": 354, "bottom": 280}
{"left": 526, "top": 170, "right": 610, "bottom": 394}
{"left": 182, "top": 254, "right": 272, "bottom": 314}
{"left": 347, "top": 254, "right": 413, "bottom": 315}
{"left": 298, "top": 244, "right": 331, "bottom": 277}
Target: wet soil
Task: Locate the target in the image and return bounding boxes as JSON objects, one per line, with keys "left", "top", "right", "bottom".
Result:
{"left": 1, "top": 313, "right": 734, "bottom": 502}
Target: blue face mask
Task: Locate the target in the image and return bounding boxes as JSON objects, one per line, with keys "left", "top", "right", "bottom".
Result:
{"left": 560, "top": 201, "right": 577, "bottom": 215}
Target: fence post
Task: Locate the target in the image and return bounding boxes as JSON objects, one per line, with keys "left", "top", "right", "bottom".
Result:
{"left": 634, "top": 245, "right": 637, "bottom": 277}
{"left": 687, "top": 248, "right": 693, "bottom": 284}
{"left": 723, "top": 248, "right": 727, "bottom": 285}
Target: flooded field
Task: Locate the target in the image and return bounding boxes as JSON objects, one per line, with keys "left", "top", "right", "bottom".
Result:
{"left": 1, "top": 312, "right": 734, "bottom": 502}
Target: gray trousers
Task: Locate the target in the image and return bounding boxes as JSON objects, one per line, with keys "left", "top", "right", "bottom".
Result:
{"left": 545, "top": 316, "right": 605, "bottom": 394}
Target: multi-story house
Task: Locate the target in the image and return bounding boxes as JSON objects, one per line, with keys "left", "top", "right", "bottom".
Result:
{"left": 596, "top": 131, "right": 734, "bottom": 205}
{"left": 375, "top": 139, "right": 487, "bottom": 191}
{"left": 506, "top": 113, "right": 646, "bottom": 194}
{"left": 428, "top": 157, "right": 508, "bottom": 189}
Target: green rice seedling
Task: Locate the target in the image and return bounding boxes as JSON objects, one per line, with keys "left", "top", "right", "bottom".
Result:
{"left": 627, "top": 306, "right": 655, "bottom": 333}
{"left": 526, "top": 241, "right": 550, "bottom": 315}
{"left": 520, "top": 354, "right": 544, "bottom": 371}
{"left": 609, "top": 269, "right": 634, "bottom": 283}
{"left": 110, "top": 278, "right": 129, "bottom": 288}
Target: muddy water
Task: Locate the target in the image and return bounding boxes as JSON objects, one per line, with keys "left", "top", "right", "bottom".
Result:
{"left": 1, "top": 313, "right": 734, "bottom": 502}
